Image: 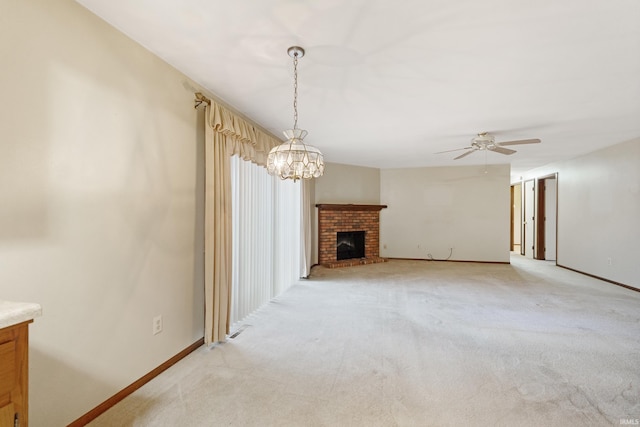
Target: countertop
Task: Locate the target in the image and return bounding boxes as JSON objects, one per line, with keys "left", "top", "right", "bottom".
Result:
{"left": 0, "top": 300, "right": 42, "bottom": 329}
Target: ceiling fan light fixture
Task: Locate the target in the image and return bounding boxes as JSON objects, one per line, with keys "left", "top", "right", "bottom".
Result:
{"left": 267, "top": 46, "right": 324, "bottom": 181}
{"left": 472, "top": 132, "right": 495, "bottom": 149}
{"left": 443, "top": 132, "right": 541, "bottom": 160}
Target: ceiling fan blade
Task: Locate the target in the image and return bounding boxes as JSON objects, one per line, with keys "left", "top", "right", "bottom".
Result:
{"left": 498, "top": 138, "right": 541, "bottom": 146}
{"left": 454, "top": 149, "right": 477, "bottom": 160}
{"left": 434, "top": 147, "right": 472, "bottom": 154}
{"left": 490, "top": 146, "right": 517, "bottom": 155}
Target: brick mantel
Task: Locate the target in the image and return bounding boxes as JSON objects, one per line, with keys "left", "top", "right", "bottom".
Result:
{"left": 316, "top": 204, "right": 387, "bottom": 268}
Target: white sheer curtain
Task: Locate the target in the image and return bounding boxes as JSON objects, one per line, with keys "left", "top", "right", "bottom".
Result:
{"left": 230, "top": 155, "right": 301, "bottom": 326}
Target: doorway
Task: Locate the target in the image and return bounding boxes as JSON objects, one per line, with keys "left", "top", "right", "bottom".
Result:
{"left": 510, "top": 183, "right": 522, "bottom": 252}
{"left": 536, "top": 174, "right": 557, "bottom": 261}
{"left": 523, "top": 180, "right": 535, "bottom": 258}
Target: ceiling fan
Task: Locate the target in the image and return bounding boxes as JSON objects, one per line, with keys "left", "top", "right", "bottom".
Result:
{"left": 437, "top": 132, "right": 541, "bottom": 160}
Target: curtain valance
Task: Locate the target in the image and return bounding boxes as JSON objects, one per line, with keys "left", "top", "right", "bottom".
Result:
{"left": 208, "top": 101, "right": 282, "bottom": 166}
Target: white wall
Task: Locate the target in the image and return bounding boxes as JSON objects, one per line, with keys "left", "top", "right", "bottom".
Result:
{"left": 380, "top": 164, "right": 511, "bottom": 262}
{"left": 0, "top": 1, "right": 205, "bottom": 425}
{"left": 520, "top": 138, "right": 640, "bottom": 289}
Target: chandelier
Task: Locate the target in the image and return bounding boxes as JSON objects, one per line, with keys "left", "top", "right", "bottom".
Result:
{"left": 267, "top": 46, "right": 324, "bottom": 181}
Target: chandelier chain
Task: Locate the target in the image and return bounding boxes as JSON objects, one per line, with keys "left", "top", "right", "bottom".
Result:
{"left": 293, "top": 53, "right": 298, "bottom": 129}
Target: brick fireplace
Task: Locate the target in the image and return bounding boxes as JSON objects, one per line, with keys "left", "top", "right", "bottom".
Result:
{"left": 316, "top": 204, "right": 387, "bottom": 268}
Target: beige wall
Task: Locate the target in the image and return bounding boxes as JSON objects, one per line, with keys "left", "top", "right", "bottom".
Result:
{"left": 314, "top": 162, "right": 380, "bottom": 204}
{"left": 380, "top": 164, "right": 511, "bottom": 262}
{"left": 0, "top": 0, "right": 205, "bottom": 425}
{"left": 519, "top": 138, "right": 640, "bottom": 289}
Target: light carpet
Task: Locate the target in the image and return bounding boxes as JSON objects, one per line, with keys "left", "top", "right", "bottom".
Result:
{"left": 90, "top": 255, "right": 640, "bottom": 426}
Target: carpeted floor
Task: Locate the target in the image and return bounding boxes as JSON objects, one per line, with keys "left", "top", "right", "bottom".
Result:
{"left": 90, "top": 255, "right": 640, "bottom": 426}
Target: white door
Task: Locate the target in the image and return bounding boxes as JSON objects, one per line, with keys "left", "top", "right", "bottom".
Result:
{"left": 544, "top": 177, "right": 557, "bottom": 260}
{"left": 524, "top": 180, "right": 535, "bottom": 258}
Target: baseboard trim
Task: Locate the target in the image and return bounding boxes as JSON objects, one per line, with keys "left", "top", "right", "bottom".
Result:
{"left": 557, "top": 264, "right": 639, "bottom": 293}
{"left": 68, "top": 337, "right": 204, "bottom": 427}
{"left": 386, "top": 257, "right": 510, "bottom": 264}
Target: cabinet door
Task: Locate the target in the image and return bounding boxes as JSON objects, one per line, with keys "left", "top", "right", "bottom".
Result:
{"left": 0, "top": 340, "right": 16, "bottom": 427}
{"left": 0, "top": 340, "right": 16, "bottom": 396}
{"left": 0, "top": 323, "right": 30, "bottom": 427}
{"left": 0, "top": 402, "right": 15, "bottom": 427}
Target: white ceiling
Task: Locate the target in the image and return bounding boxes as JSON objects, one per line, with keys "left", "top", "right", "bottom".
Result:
{"left": 76, "top": 0, "right": 640, "bottom": 176}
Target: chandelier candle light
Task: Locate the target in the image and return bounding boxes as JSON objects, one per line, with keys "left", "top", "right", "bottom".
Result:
{"left": 267, "top": 46, "right": 324, "bottom": 181}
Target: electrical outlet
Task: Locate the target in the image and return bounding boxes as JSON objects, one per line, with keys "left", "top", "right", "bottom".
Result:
{"left": 153, "top": 315, "right": 163, "bottom": 335}
{"left": 607, "top": 257, "right": 612, "bottom": 266}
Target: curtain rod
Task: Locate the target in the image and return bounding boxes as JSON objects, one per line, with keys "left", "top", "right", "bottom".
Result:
{"left": 194, "top": 92, "right": 211, "bottom": 109}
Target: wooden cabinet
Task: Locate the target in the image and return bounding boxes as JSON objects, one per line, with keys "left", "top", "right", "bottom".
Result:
{"left": 0, "top": 321, "right": 31, "bottom": 427}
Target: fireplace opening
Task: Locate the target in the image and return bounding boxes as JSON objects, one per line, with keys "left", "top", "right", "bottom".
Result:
{"left": 337, "top": 231, "right": 365, "bottom": 260}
